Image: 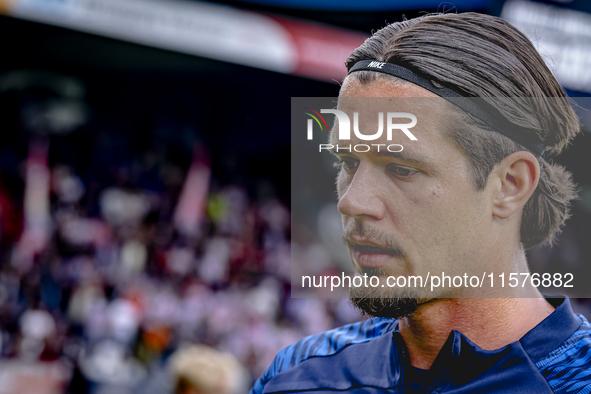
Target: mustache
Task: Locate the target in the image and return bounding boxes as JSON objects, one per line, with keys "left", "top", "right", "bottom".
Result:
{"left": 342, "top": 221, "right": 406, "bottom": 259}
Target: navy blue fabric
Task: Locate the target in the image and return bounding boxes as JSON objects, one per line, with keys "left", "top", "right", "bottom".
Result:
{"left": 252, "top": 297, "right": 591, "bottom": 393}
{"left": 405, "top": 366, "right": 430, "bottom": 393}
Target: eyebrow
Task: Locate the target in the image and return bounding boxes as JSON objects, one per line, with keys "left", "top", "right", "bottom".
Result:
{"left": 372, "top": 149, "right": 435, "bottom": 167}
{"left": 328, "top": 145, "right": 435, "bottom": 168}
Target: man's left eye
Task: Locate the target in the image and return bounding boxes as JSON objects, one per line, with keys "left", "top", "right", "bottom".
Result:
{"left": 387, "top": 164, "right": 418, "bottom": 178}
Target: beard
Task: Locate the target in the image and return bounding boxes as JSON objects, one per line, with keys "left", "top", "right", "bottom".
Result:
{"left": 343, "top": 220, "right": 424, "bottom": 319}
{"left": 349, "top": 279, "right": 424, "bottom": 319}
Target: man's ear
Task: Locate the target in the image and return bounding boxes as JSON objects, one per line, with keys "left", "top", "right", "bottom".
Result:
{"left": 491, "top": 151, "right": 540, "bottom": 219}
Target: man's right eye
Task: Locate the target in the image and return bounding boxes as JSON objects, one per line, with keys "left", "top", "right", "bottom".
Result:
{"left": 334, "top": 158, "right": 359, "bottom": 172}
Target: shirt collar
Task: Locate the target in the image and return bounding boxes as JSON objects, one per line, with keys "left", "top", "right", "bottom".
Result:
{"left": 519, "top": 295, "right": 582, "bottom": 362}
{"left": 391, "top": 295, "right": 582, "bottom": 366}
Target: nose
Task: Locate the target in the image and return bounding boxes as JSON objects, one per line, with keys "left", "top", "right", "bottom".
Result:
{"left": 337, "top": 162, "right": 385, "bottom": 221}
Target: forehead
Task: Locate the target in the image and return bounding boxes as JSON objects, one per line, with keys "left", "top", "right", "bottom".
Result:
{"left": 338, "top": 76, "right": 445, "bottom": 117}
{"left": 340, "top": 75, "right": 440, "bottom": 99}
{"left": 332, "top": 77, "right": 455, "bottom": 148}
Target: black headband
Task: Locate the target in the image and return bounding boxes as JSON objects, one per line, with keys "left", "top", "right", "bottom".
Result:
{"left": 348, "top": 60, "right": 546, "bottom": 156}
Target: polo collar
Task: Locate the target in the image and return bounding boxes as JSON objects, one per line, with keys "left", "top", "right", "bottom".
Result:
{"left": 394, "top": 296, "right": 583, "bottom": 393}
{"left": 519, "top": 295, "right": 582, "bottom": 362}
{"left": 392, "top": 295, "right": 581, "bottom": 360}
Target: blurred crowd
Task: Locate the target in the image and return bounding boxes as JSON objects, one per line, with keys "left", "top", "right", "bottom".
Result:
{"left": 0, "top": 66, "right": 364, "bottom": 394}
{"left": 0, "top": 135, "right": 362, "bottom": 394}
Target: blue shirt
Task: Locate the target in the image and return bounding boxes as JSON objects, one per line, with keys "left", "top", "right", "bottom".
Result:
{"left": 252, "top": 296, "right": 591, "bottom": 393}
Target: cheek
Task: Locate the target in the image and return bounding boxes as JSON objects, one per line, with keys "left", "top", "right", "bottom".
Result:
{"left": 405, "top": 183, "right": 442, "bottom": 206}
{"left": 404, "top": 183, "right": 442, "bottom": 207}
{"left": 401, "top": 183, "right": 467, "bottom": 237}
{"left": 423, "top": 183, "right": 483, "bottom": 240}
{"left": 431, "top": 183, "right": 442, "bottom": 197}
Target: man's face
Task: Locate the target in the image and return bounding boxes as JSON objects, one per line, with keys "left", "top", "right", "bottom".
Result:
{"left": 334, "top": 77, "right": 493, "bottom": 317}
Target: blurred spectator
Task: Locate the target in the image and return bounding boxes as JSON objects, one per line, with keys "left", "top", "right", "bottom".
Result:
{"left": 168, "top": 345, "right": 249, "bottom": 394}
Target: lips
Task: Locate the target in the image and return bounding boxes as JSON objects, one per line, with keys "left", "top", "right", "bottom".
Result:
{"left": 349, "top": 242, "right": 401, "bottom": 268}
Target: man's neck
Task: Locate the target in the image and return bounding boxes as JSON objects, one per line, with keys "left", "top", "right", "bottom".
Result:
{"left": 398, "top": 296, "right": 555, "bottom": 370}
